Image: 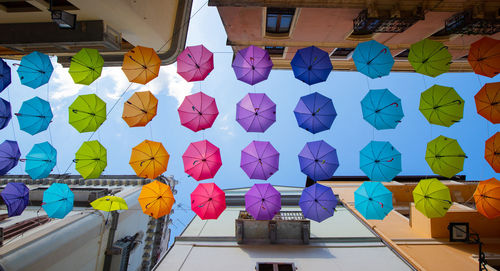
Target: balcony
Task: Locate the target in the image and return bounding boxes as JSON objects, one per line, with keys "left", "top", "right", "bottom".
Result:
{"left": 352, "top": 8, "right": 424, "bottom": 36}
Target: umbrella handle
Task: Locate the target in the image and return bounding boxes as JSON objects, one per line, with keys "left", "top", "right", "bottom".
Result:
{"left": 19, "top": 158, "right": 26, "bottom": 162}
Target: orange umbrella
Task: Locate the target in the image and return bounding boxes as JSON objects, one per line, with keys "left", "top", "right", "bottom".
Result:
{"left": 474, "top": 178, "right": 500, "bottom": 219}
{"left": 138, "top": 180, "right": 175, "bottom": 219}
{"left": 475, "top": 82, "right": 500, "bottom": 124}
{"left": 122, "top": 46, "right": 161, "bottom": 85}
{"left": 122, "top": 91, "right": 158, "bottom": 127}
{"left": 129, "top": 140, "right": 169, "bottom": 179}
{"left": 485, "top": 132, "right": 500, "bottom": 173}
{"left": 468, "top": 37, "right": 500, "bottom": 78}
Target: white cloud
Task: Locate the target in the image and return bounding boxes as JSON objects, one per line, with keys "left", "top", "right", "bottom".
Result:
{"left": 100, "top": 67, "right": 134, "bottom": 100}
{"left": 49, "top": 63, "right": 84, "bottom": 101}
{"left": 162, "top": 64, "right": 194, "bottom": 105}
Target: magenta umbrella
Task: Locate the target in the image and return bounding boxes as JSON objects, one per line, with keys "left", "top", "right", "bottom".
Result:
{"left": 232, "top": 45, "right": 273, "bottom": 85}
{"left": 182, "top": 140, "right": 222, "bottom": 181}
{"left": 178, "top": 92, "right": 218, "bottom": 132}
{"left": 245, "top": 183, "right": 281, "bottom": 220}
{"left": 241, "top": 141, "right": 279, "bottom": 180}
{"left": 236, "top": 93, "right": 276, "bottom": 132}
{"left": 177, "top": 45, "right": 214, "bottom": 82}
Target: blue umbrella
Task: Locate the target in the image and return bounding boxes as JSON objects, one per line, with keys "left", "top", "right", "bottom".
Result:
{"left": 291, "top": 46, "right": 332, "bottom": 85}
{"left": 1, "top": 183, "right": 29, "bottom": 217}
{"left": 299, "top": 183, "right": 337, "bottom": 222}
{"left": 354, "top": 181, "right": 393, "bottom": 220}
{"left": 16, "top": 97, "right": 53, "bottom": 135}
{"left": 25, "top": 142, "right": 57, "bottom": 180}
{"left": 42, "top": 183, "right": 74, "bottom": 219}
{"left": 294, "top": 92, "right": 337, "bottom": 134}
{"left": 360, "top": 141, "right": 401, "bottom": 182}
{"left": 0, "top": 97, "right": 11, "bottom": 130}
{"left": 0, "top": 58, "right": 11, "bottom": 93}
{"left": 298, "top": 140, "right": 339, "bottom": 181}
{"left": 353, "top": 40, "right": 394, "bottom": 79}
{"left": 16, "top": 51, "right": 53, "bottom": 89}
{"left": 0, "top": 140, "right": 21, "bottom": 175}
{"left": 361, "top": 89, "right": 404, "bottom": 130}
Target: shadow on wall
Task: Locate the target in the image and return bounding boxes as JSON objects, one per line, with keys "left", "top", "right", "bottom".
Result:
{"left": 240, "top": 245, "right": 336, "bottom": 259}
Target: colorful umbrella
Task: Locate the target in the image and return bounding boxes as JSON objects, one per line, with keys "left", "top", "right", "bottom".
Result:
{"left": 0, "top": 140, "right": 21, "bottom": 175}
{"left": 236, "top": 93, "right": 276, "bottom": 133}
{"left": 182, "top": 140, "right": 222, "bottom": 181}
{"left": 68, "top": 94, "right": 106, "bottom": 133}
{"left": 354, "top": 181, "right": 393, "bottom": 220}
{"left": 298, "top": 140, "right": 339, "bottom": 181}
{"left": 408, "top": 39, "right": 451, "bottom": 77}
{"left": 360, "top": 141, "right": 401, "bottom": 182}
{"left": 474, "top": 178, "right": 500, "bottom": 219}
{"left": 241, "top": 141, "right": 279, "bottom": 180}
{"left": 353, "top": 40, "right": 394, "bottom": 79}
{"left": 419, "top": 85, "right": 464, "bottom": 127}
{"left": 177, "top": 44, "right": 214, "bottom": 82}
{"left": 361, "top": 88, "right": 404, "bottom": 130}
{"left": 468, "top": 37, "right": 500, "bottom": 78}
{"left": 42, "top": 183, "right": 74, "bottom": 219}
{"left": 1, "top": 183, "right": 29, "bottom": 217}
{"left": 0, "top": 58, "right": 11, "bottom": 93}
{"left": 413, "top": 178, "right": 452, "bottom": 218}
{"left": 138, "top": 180, "right": 175, "bottom": 219}
{"left": 16, "top": 51, "right": 54, "bottom": 89}
{"left": 291, "top": 46, "right": 332, "bottom": 85}
{"left": 178, "top": 92, "right": 218, "bottom": 132}
{"left": 122, "top": 46, "right": 161, "bottom": 85}
{"left": 25, "top": 142, "right": 57, "bottom": 180}
{"left": 245, "top": 183, "right": 281, "bottom": 220}
{"left": 129, "top": 140, "right": 169, "bottom": 179}
{"left": 74, "top": 140, "right": 107, "bottom": 179}
{"left": 475, "top": 82, "right": 500, "bottom": 124}
{"left": 485, "top": 132, "right": 500, "bottom": 173}
{"left": 122, "top": 91, "right": 158, "bottom": 127}
{"left": 0, "top": 97, "right": 11, "bottom": 130}
{"left": 299, "top": 183, "right": 337, "bottom": 222}
{"left": 191, "top": 183, "right": 226, "bottom": 220}
{"left": 91, "top": 196, "right": 128, "bottom": 212}
{"left": 69, "top": 48, "right": 104, "bottom": 85}
{"left": 294, "top": 92, "right": 336, "bottom": 134}
{"left": 232, "top": 45, "right": 273, "bottom": 85}
{"left": 425, "top": 135, "right": 466, "bottom": 178}
{"left": 16, "top": 96, "right": 53, "bottom": 135}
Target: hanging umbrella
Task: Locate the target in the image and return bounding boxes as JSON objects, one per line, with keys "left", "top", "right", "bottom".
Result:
{"left": 294, "top": 92, "right": 336, "bottom": 134}
{"left": 178, "top": 92, "right": 218, "bottom": 132}
{"left": 0, "top": 140, "right": 21, "bottom": 175}
{"left": 25, "top": 142, "right": 57, "bottom": 180}
{"left": 241, "top": 141, "right": 279, "bottom": 180}
{"left": 138, "top": 180, "right": 175, "bottom": 219}
{"left": 177, "top": 44, "right": 214, "bottom": 82}
{"left": 182, "top": 140, "right": 222, "bottom": 181}
{"left": 122, "top": 46, "right": 161, "bottom": 85}
{"left": 1, "top": 183, "right": 29, "bottom": 217}
{"left": 475, "top": 82, "right": 500, "bottom": 124}
{"left": 361, "top": 88, "right": 404, "bottom": 130}
{"left": 0, "top": 97, "right": 11, "bottom": 130}
{"left": 191, "top": 183, "right": 226, "bottom": 220}
{"left": 468, "top": 37, "right": 500, "bottom": 78}
{"left": 0, "top": 58, "right": 11, "bottom": 93}
{"left": 425, "top": 135, "right": 466, "bottom": 178}
{"left": 419, "top": 85, "right": 464, "bottom": 127}
{"left": 360, "top": 141, "right": 401, "bottom": 182}
{"left": 236, "top": 93, "right": 276, "bottom": 132}
{"left": 413, "top": 178, "right": 452, "bottom": 218}
{"left": 408, "top": 39, "right": 451, "bottom": 77}
{"left": 42, "top": 183, "right": 74, "bottom": 219}
{"left": 299, "top": 183, "right": 337, "bottom": 222}
{"left": 122, "top": 91, "right": 158, "bottom": 127}
{"left": 16, "top": 51, "right": 54, "bottom": 89}
{"left": 232, "top": 45, "right": 273, "bottom": 85}
{"left": 485, "top": 132, "right": 500, "bottom": 173}
{"left": 129, "top": 140, "right": 169, "bottom": 179}
{"left": 245, "top": 183, "right": 281, "bottom": 220}
{"left": 353, "top": 40, "right": 394, "bottom": 79}
{"left": 68, "top": 48, "right": 104, "bottom": 85}
{"left": 91, "top": 196, "right": 128, "bottom": 212}
{"left": 298, "top": 140, "right": 339, "bottom": 181}
{"left": 474, "top": 178, "right": 500, "bottom": 219}
{"left": 68, "top": 94, "right": 106, "bottom": 133}
{"left": 74, "top": 140, "right": 107, "bottom": 179}
{"left": 291, "top": 46, "right": 332, "bottom": 85}
{"left": 354, "top": 181, "right": 393, "bottom": 220}
{"left": 16, "top": 96, "right": 53, "bottom": 135}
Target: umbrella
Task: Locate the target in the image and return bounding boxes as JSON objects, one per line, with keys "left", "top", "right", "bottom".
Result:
{"left": 298, "top": 140, "right": 339, "bottom": 181}
{"left": 294, "top": 92, "right": 336, "bottom": 134}
{"left": 68, "top": 94, "right": 106, "bottom": 133}
{"left": 182, "top": 140, "right": 222, "bottom": 181}
{"left": 360, "top": 141, "right": 401, "bottom": 182}
{"left": 178, "top": 92, "right": 218, "bottom": 132}
{"left": 74, "top": 140, "right": 107, "bottom": 179}
{"left": 25, "top": 142, "right": 57, "bottom": 180}
{"left": 0, "top": 140, "right": 20, "bottom": 175}
{"left": 138, "top": 180, "right": 175, "bottom": 219}
{"left": 129, "top": 140, "right": 169, "bottom": 179}
{"left": 241, "top": 141, "right": 279, "bottom": 180}
{"left": 232, "top": 45, "right": 273, "bottom": 85}
{"left": 291, "top": 46, "right": 332, "bottom": 85}
{"left": 91, "top": 196, "right": 128, "bottom": 212}
{"left": 191, "top": 183, "right": 226, "bottom": 220}
{"left": 16, "top": 51, "right": 54, "bottom": 89}
{"left": 1, "top": 183, "right": 29, "bottom": 217}
{"left": 0, "top": 97, "right": 11, "bottom": 130}
{"left": 177, "top": 45, "right": 214, "bottom": 82}
{"left": 236, "top": 93, "right": 276, "bottom": 132}
{"left": 425, "top": 135, "right": 466, "bottom": 178}
{"left": 475, "top": 82, "right": 500, "bottom": 124}
{"left": 245, "top": 183, "right": 281, "bottom": 220}
{"left": 474, "top": 178, "right": 500, "bottom": 219}
{"left": 361, "top": 88, "right": 404, "bottom": 130}
{"left": 0, "top": 58, "right": 11, "bottom": 93}
{"left": 68, "top": 48, "right": 104, "bottom": 85}
{"left": 485, "top": 132, "right": 500, "bottom": 173}
{"left": 42, "top": 183, "right": 74, "bottom": 219}
{"left": 354, "top": 181, "right": 393, "bottom": 220}
{"left": 353, "top": 40, "right": 394, "bottom": 79}
{"left": 419, "top": 85, "right": 464, "bottom": 127}
{"left": 16, "top": 97, "right": 53, "bottom": 135}
{"left": 468, "top": 37, "right": 500, "bottom": 78}
{"left": 299, "top": 183, "right": 337, "bottom": 222}
{"left": 122, "top": 46, "right": 161, "bottom": 85}
{"left": 413, "top": 178, "right": 452, "bottom": 218}
{"left": 408, "top": 39, "right": 451, "bottom": 77}
{"left": 122, "top": 91, "right": 158, "bottom": 127}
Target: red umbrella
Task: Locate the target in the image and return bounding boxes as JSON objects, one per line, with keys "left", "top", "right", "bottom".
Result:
{"left": 468, "top": 37, "right": 500, "bottom": 78}
{"left": 191, "top": 183, "right": 226, "bottom": 220}
{"left": 182, "top": 140, "right": 222, "bottom": 181}
{"left": 178, "top": 92, "right": 218, "bottom": 132}
{"left": 177, "top": 45, "right": 214, "bottom": 82}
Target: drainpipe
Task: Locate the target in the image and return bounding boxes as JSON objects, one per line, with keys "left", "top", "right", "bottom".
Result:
{"left": 103, "top": 211, "right": 119, "bottom": 271}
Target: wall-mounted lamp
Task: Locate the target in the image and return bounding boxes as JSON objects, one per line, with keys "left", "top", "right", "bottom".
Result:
{"left": 50, "top": 0, "right": 76, "bottom": 29}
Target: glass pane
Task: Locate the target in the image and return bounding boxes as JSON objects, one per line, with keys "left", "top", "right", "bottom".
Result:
{"left": 278, "top": 264, "right": 294, "bottom": 271}
{"left": 278, "top": 15, "right": 292, "bottom": 33}
{"left": 258, "top": 264, "right": 274, "bottom": 271}
{"left": 266, "top": 15, "right": 278, "bottom": 32}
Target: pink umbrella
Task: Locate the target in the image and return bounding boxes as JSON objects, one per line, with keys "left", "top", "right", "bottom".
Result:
{"left": 183, "top": 140, "right": 222, "bottom": 181}
{"left": 191, "top": 183, "right": 226, "bottom": 220}
{"left": 236, "top": 93, "right": 276, "bottom": 132}
{"left": 177, "top": 45, "right": 214, "bottom": 82}
{"left": 178, "top": 92, "right": 219, "bottom": 132}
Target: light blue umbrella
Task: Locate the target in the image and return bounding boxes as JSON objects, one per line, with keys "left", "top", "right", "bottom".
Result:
{"left": 42, "top": 183, "right": 74, "bottom": 219}
{"left": 353, "top": 40, "right": 394, "bottom": 79}
{"left": 16, "top": 97, "right": 53, "bottom": 135}
{"left": 360, "top": 141, "right": 401, "bottom": 182}
{"left": 25, "top": 142, "right": 57, "bottom": 180}
{"left": 16, "top": 51, "right": 53, "bottom": 89}
{"left": 361, "top": 89, "right": 404, "bottom": 130}
{"left": 354, "top": 181, "right": 393, "bottom": 220}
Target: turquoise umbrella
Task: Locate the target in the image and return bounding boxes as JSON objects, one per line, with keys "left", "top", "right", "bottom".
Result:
{"left": 360, "top": 141, "right": 401, "bottom": 182}
{"left": 16, "top": 97, "right": 53, "bottom": 135}
{"left": 353, "top": 40, "right": 394, "bottom": 79}
{"left": 25, "top": 142, "right": 57, "bottom": 180}
{"left": 16, "top": 51, "right": 54, "bottom": 89}
{"left": 42, "top": 183, "right": 74, "bottom": 219}
{"left": 354, "top": 181, "right": 393, "bottom": 220}
{"left": 361, "top": 89, "right": 404, "bottom": 130}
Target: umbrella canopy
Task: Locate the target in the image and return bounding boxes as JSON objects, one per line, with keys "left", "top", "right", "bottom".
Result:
{"left": 138, "top": 180, "right": 175, "bottom": 219}
{"left": 0, "top": 140, "right": 20, "bottom": 175}
{"left": 0, "top": 97, "right": 11, "bottom": 130}
{"left": 182, "top": 140, "right": 222, "bottom": 181}
{"left": 245, "top": 183, "right": 281, "bottom": 220}
{"left": 17, "top": 51, "right": 54, "bottom": 89}
{"left": 475, "top": 82, "right": 500, "bottom": 124}
{"left": 68, "top": 94, "right": 106, "bottom": 133}
{"left": 354, "top": 181, "right": 393, "bottom": 220}
{"left": 122, "top": 91, "right": 158, "bottom": 127}
{"left": 291, "top": 46, "right": 332, "bottom": 85}
{"left": 177, "top": 45, "right": 214, "bottom": 82}
{"left": 425, "top": 135, "right": 466, "bottom": 178}
{"left": 232, "top": 45, "right": 273, "bottom": 85}
{"left": 69, "top": 48, "right": 104, "bottom": 85}
{"left": 74, "top": 140, "right": 107, "bottom": 179}
{"left": 294, "top": 92, "right": 336, "bottom": 134}
{"left": 0, "top": 58, "right": 11, "bottom": 93}
{"left": 474, "top": 178, "right": 500, "bottom": 219}
{"left": 241, "top": 141, "right": 279, "bottom": 180}
{"left": 129, "top": 140, "right": 169, "bottom": 179}
{"left": 299, "top": 183, "right": 337, "bottom": 222}
{"left": 178, "top": 92, "right": 218, "bottom": 132}
{"left": 42, "top": 183, "right": 74, "bottom": 219}
{"left": 91, "top": 196, "right": 128, "bottom": 212}
{"left": 25, "top": 142, "right": 57, "bottom": 180}
{"left": 298, "top": 140, "right": 339, "bottom": 181}
{"left": 419, "top": 85, "right": 464, "bottom": 127}
{"left": 122, "top": 46, "right": 160, "bottom": 85}
{"left": 16, "top": 96, "right": 53, "bottom": 135}
{"left": 191, "top": 183, "right": 226, "bottom": 220}
{"left": 408, "top": 39, "right": 451, "bottom": 77}
{"left": 413, "top": 178, "right": 452, "bottom": 218}
{"left": 360, "top": 141, "right": 401, "bottom": 182}
{"left": 361, "top": 88, "right": 404, "bottom": 130}
{"left": 236, "top": 93, "right": 276, "bottom": 132}
{"left": 468, "top": 37, "right": 500, "bottom": 78}
{"left": 485, "top": 132, "right": 500, "bottom": 173}
{"left": 353, "top": 40, "right": 394, "bottom": 79}
{"left": 1, "top": 183, "right": 29, "bottom": 217}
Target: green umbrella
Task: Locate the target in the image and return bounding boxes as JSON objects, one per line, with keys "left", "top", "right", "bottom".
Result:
{"left": 408, "top": 39, "right": 452, "bottom": 77}
{"left": 69, "top": 48, "right": 104, "bottom": 85}
{"left": 74, "top": 140, "right": 107, "bottom": 179}
{"left": 419, "top": 85, "right": 464, "bottom": 127}
{"left": 425, "top": 135, "right": 467, "bottom": 178}
{"left": 69, "top": 94, "right": 106, "bottom": 133}
{"left": 413, "top": 178, "right": 452, "bottom": 218}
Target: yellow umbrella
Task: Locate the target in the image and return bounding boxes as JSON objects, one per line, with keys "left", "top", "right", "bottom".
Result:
{"left": 90, "top": 196, "right": 128, "bottom": 212}
{"left": 129, "top": 140, "right": 169, "bottom": 179}
{"left": 138, "top": 180, "right": 175, "bottom": 219}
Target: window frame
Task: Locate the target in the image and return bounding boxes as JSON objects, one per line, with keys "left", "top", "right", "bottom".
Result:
{"left": 265, "top": 7, "right": 296, "bottom": 37}
{"left": 256, "top": 262, "right": 296, "bottom": 271}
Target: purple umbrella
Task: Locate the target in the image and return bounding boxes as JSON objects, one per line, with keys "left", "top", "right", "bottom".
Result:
{"left": 299, "top": 183, "right": 337, "bottom": 222}
{"left": 245, "top": 183, "right": 281, "bottom": 220}
{"left": 298, "top": 140, "right": 339, "bottom": 181}
{"left": 0, "top": 140, "right": 20, "bottom": 175}
{"left": 0, "top": 98, "right": 11, "bottom": 130}
{"left": 232, "top": 45, "right": 273, "bottom": 85}
{"left": 241, "top": 141, "right": 279, "bottom": 180}
{"left": 1, "top": 183, "right": 29, "bottom": 217}
{"left": 236, "top": 93, "right": 276, "bottom": 132}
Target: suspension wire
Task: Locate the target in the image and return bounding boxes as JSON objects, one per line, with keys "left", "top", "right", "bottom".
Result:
{"left": 6, "top": 84, "right": 21, "bottom": 174}
{"left": 46, "top": 77, "right": 61, "bottom": 174}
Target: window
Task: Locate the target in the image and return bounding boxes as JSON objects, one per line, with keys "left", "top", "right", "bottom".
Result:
{"left": 266, "top": 8, "right": 295, "bottom": 35}
{"left": 395, "top": 49, "right": 409, "bottom": 58}
{"left": 257, "top": 263, "right": 295, "bottom": 271}
{"left": 330, "top": 48, "right": 354, "bottom": 59}
{"left": 265, "top": 46, "right": 285, "bottom": 57}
